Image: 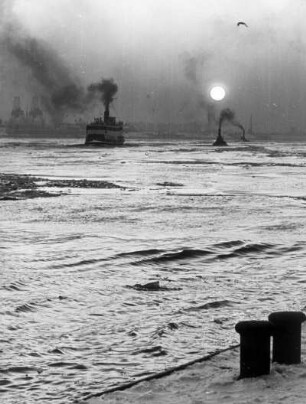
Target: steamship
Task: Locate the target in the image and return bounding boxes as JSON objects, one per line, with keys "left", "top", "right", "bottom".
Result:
{"left": 85, "top": 105, "right": 125, "bottom": 145}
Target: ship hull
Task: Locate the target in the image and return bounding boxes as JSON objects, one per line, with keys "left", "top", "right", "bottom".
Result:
{"left": 85, "top": 125, "right": 125, "bottom": 145}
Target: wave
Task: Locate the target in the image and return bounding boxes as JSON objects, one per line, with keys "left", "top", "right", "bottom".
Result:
{"left": 132, "top": 345, "right": 167, "bottom": 357}
{"left": 15, "top": 303, "right": 38, "bottom": 313}
{"left": 2, "top": 366, "right": 42, "bottom": 374}
{"left": 50, "top": 257, "right": 108, "bottom": 269}
{"left": 48, "top": 362, "right": 87, "bottom": 370}
{"left": 14, "top": 295, "right": 66, "bottom": 314}
{"left": 184, "top": 300, "right": 232, "bottom": 312}
{"left": 216, "top": 242, "right": 304, "bottom": 260}
{"left": 117, "top": 248, "right": 163, "bottom": 258}
{"left": 216, "top": 242, "right": 275, "bottom": 259}
{"left": 131, "top": 248, "right": 214, "bottom": 265}
{"left": 213, "top": 240, "right": 244, "bottom": 248}
{"left": 2, "top": 281, "right": 26, "bottom": 291}
{"left": 127, "top": 240, "right": 302, "bottom": 266}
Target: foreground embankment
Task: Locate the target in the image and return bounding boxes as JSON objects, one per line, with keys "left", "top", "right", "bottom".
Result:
{"left": 85, "top": 323, "right": 306, "bottom": 404}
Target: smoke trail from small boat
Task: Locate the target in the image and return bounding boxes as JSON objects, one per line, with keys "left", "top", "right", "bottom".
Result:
{"left": 219, "top": 108, "right": 246, "bottom": 139}
{"left": 213, "top": 108, "right": 246, "bottom": 145}
{"left": 219, "top": 108, "right": 234, "bottom": 128}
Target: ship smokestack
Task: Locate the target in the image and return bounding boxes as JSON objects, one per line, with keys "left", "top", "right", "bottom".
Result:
{"left": 241, "top": 127, "right": 247, "bottom": 142}
{"left": 104, "top": 103, "right": 110, "bottom": 122}
{"left": 213, "top": 108, "right": 232, "bottom": 146}
{"left": 88, "top": 78, "right": 118, "bottom": 122}
{"left": 213, "top": 122, "right": 228, "bottom": 146}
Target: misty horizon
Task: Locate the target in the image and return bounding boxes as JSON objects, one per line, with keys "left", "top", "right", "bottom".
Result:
{"left": 0, "top": 0, "right": 306, "bottom": 133}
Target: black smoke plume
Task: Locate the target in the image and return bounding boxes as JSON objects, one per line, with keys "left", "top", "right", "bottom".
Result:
{"left": 219, "top": 108, "right": 246, "bottom": 139}
{"left": 87, "top": 79, "right": 118, "bottom": 111}
{"left": 219, "top": 108, "right": 235, "bottom": 127}
{"left": 1, "top": 27, "right": 120, "bottom": 123}
{"left": 0, "top": 21, "right": 86, "bottom": 124}
{"left": 213, "top": 108, "right": 246, "bottom": 146}
{"left": 0, "top": 1, "right": 122, "bottom": 126}
{"left": 0, "top": 2, "right": 99, "bottom": 125}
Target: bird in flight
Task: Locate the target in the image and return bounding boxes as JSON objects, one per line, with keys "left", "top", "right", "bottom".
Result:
{"left": 237, "top": 21, "right": 248, "bottom": 27}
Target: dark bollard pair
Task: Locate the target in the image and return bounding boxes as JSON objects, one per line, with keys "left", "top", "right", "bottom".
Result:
{"left": 235, "top": 311, "right": 306, "bottom": 379}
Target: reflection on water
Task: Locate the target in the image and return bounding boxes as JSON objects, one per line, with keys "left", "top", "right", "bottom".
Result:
{"left": 1, "top": 137, "right": 306, "bottom": 403}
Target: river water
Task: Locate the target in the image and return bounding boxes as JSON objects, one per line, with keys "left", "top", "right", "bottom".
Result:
{"left": 1, "top": 136, "right": 306, "bottom": 403}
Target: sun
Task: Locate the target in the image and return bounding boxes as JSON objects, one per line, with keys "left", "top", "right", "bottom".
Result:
{"left": 210, "top": 86, "right": 226, "bottom": 101}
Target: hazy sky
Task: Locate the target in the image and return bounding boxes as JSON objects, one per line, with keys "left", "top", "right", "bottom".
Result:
{"left": 1, "top": 0, "right": 306, "bottom": 131}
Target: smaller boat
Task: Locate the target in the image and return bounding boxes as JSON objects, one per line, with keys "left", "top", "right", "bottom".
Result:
{"left": 85, "top": 106, "right": 125, "bottom": 145}
{"left": 213, "top": 127, "right": 228, "bottom": 146}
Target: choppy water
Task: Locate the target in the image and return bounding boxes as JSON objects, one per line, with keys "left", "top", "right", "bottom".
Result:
{"left": 1, "top": 135, "right": 306, "bottom": 403}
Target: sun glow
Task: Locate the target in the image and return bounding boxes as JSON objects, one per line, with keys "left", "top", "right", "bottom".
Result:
{"left": 210, "top": 86, "right": 226, "bottom": 101}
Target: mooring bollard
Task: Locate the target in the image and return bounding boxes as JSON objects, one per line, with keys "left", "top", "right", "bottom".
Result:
{"left": 268, "top": 311, "right": 306, "bottom": 364}
{"left": 235, "top": 320, "right": 273, "bottom": 378}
